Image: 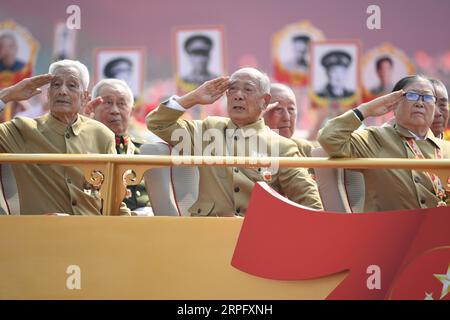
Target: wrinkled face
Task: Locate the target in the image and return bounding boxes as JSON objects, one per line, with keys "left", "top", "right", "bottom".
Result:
{"left": 48, "top": 67, "right": 86, "bottom": 121}
{"left": 327, "top": 65, "right": 348, "bottom": 90}
{"left": 94, "top": 85, "right": 132, "bottom": 135}
{"left": 431, "top": 84, "right": 449, "bottom": 136}
{"left": 0, "top": 36, "right": 18, "bottom": 65}
{"left": 394, "top": 79, "right": 436, "bottom": 134}
{"left": 377, "top": 60, "right": 393, "bottom": 85}
{"left": 226, "top": 72, "right": 270, "bottom": 127}
{"left": 264, "top": 89, "right": 297, "bottom": 138}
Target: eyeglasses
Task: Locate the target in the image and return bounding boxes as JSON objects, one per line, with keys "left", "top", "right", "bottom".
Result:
{"left": 403, "top": 91, "right": 436, "bottom": 103}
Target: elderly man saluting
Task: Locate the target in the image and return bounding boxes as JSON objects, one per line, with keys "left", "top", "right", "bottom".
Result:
{"left": 318, "top": 75, "right": 450, "bottom": 212}
{"left": 147, "top": 67, "right": 323, "bottom": 216}
{"left": 0, "top": 59, "right": 129, "bottom": 215}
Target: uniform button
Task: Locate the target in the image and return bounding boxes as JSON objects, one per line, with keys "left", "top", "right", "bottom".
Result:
{"left": 197, "top": 208, "right": 201, "bottom": 214}
{"left": 257, "top": 168, "right": 262, "bottom": 172}
{"left": 67, "top": 178, "right": 71, "bottom": 184}
{"left": 234, "top": 136, "right": 238, "bottom": 141}
{"left": 414, "top": 176, "right": 420, "bottom": 183}
{"left": 234, "top": 168, "right": 239, "bottom": 173}
{"left": 420, "top": 199, "right": 426, "bottom": 204}
{"left": 234, "top": 187, "right": 240, "bottom": 193}
{"left": 236, "top": 208, "right": 241, "bottom": 214}
{"left": 72, "top": 200, "right": 77, "bottom": 206}
{"left": 65, "top": 133, "right": 70, "bottom": 139}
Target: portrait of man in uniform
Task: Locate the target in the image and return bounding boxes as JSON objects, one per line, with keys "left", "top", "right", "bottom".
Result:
{"left": 174, "top": 26, "right": 225, "bottom": 92}
{"left": 95, "top": 48, "right": 144, "bottom": 98}
{"left": 310, "top": 41, "right": 360, "bottom": 108}
{"left": 317, "top": 50, "right": 354, "bottom": 99}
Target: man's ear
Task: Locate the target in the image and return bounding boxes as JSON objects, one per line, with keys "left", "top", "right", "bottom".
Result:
{"left": 261, "top": 93, "right": 271, "bottom": 111}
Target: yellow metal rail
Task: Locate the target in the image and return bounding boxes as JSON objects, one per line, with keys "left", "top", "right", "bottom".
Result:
{"left": 1, "top": 154, "right": 449, "bottom": 215}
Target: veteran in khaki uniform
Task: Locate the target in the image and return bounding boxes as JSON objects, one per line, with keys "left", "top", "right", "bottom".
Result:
{"left": 263, "top": 83, "right": 318, "bottom": 157}
{"left": 318, "top": 75, "right": 450, "bottom": 212}
{"left": 147, "top": 68, "right": 323, "bottom": 216}
{"left": 90, "top": 79, "right": 150, "bottom": 212}
{"left": 0, "top": 60, "right": 129, "bottom": 215}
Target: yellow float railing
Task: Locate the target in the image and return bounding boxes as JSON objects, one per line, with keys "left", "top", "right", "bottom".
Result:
{"left": 1, "top": 153, "right": 450, "bottom": 215}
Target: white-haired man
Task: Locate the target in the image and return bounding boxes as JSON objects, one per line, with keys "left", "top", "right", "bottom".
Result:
{"left": 147, "top": 67, "right": 323, "bottom": 216}
{"left": 89, "top": 78, "right": 149, "bottom": 211}
{"left": 0, "top": 59, "right": 129, "bottom": 215}
{"left": 263, "top": 83, "right": 317, "bottom": 157}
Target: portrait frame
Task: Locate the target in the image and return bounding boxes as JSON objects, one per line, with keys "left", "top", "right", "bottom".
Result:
{"left": 94, "top": 47, "right": 145, "bottom": 98}
{"left": 309, "top": 40, "right": 361, "bottom": 110}
{"left": 272, "top": 20, "right": 325, "bottom": 87}
{"left": 362, "top": 42, "right": 416, "bottom": 102}
{"left": 173, "top": 25, "right": 227, "bottom": 95}
{"left": 53, "top": 21, "right": 78, "bottom": 61}
{"left": 0, "top": 19, "right": 39, "bottom": 88}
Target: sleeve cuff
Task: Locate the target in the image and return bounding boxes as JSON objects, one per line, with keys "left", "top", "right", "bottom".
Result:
{"left": 164, "top": 95, "right": 186, "bottom": 112}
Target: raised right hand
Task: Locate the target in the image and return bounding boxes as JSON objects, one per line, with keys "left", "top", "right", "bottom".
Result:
{"left": 0, "top": 74, "right": 53, "bottom": 103}
{"left": 176, "top": 76, "right": 230, "bottom": 109}
{"left": 357, "top": 90, "right": 405, "bottom": 118}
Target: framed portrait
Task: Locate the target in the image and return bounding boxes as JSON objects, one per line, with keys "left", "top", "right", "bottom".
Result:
{"left": 272, "top": 20, "right": 325, "bottom": 87}
{"left": 173, "top": 25, "right": 226, "bottom": 94}
{"left": 0, "top": 19, "right": 39, "bottom": 89}
{"left": 362, "top": 43, "right": 416, "bottom": 102}
{"left": 53, "top": 21, "right": 78, "bottom": 61}
{"left": 309, "top": 40, "right": 361, "bottom": 110}
{"left": 94, "top": 48, "right": 145, "bottom": 98}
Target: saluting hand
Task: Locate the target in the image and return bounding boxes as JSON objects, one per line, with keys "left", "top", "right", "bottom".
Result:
{"left": 357, "top": 90, "right": 405, "bottom": 118}
{"left": 82, "top": 96, "right": 103, "bottom": 116}
{"left": 0, "top": 74, "right": 53, "bottom": 103}
{"left": 176, "top": 76, "right": 230, "bottom": 109}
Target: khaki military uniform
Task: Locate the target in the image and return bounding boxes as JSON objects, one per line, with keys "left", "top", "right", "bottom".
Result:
{"left": 0, "top": 113, "right": 130, "bottom": 215}
{"left": 318, "top": 110, "right": 450, "bottom": 212}
{"left": 115, "top": 134, "right": 150, "bottom": 210}
{"left": 291, "top": 137, "right": 319, "bottom": 158}
{"left": 146, "top": 103, "right": 323, "bottom": 216}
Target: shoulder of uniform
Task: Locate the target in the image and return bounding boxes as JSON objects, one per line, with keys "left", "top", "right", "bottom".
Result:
{"left": 11, "top": 115, "right": 39, "bottom": 130}
{"left": 79, "top": 116, "right": 115, "bottom": 137}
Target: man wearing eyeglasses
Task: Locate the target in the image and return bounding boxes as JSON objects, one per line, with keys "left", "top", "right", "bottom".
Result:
{"left": 318, "top": 75, "right": 450, "bottom": 212}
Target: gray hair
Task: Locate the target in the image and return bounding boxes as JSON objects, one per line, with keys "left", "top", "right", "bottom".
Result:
{"left": 270, "top": 83, "right": 296, "bottom": 100}
{"left": 231, "top": 67, "right": 271, "bottom": 95}
{"left": 48, "top": 59, "right": 90, "bottom": 90}
{"left": 92, "top": 78, "right": 134, "bottom": 106}
{"left": 430, "top": 78, "right": 448, "bottom": 98}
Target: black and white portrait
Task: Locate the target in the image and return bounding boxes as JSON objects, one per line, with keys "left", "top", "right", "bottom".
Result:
{"left": 175, "top": 26, "right": 225, "bottom": 91}
{"left": 311, "top": 41, "right": 360, "bottom": 105}
{"left": 95, "top": 48, "right": 144, "bottom": 98}
{"left": 53, "top": 22, "right": 77, "bottom": 61}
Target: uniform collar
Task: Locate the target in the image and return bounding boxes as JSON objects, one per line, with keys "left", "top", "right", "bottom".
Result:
{"left": 394, "top": 123, "right": 441, "bottom": 149}
{"left": 45, "top": 113, "right": 82, "bottom": 136}
{"left": 225, "top": 118, "right": 266, "bottom": 138}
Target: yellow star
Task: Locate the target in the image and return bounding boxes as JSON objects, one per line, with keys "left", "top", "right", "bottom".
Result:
{"left": 434, "top": 264, "right": 450, "bottom": 299}
{"left": 424, "top": 292, "right": 434, "bottom": 300}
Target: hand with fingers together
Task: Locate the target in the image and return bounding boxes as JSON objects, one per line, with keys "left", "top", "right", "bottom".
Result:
{"left": 81, "top": 96, "right": 103, "bottom": 117}
{"left": 0, "top": 74, "right": 54, "bottom": 104}
{"left": 357, "top": 89, "right": 405, "bottom": 119}
{"left": 175, "top": 76, "right": 230, "bottom": 109}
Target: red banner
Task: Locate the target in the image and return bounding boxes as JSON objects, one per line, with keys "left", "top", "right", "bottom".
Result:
{"left": 231, "top": 182, "right": 450, "bottom": 300}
